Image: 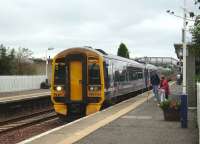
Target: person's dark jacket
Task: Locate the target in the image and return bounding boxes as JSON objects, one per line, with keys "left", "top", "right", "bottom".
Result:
{"left": 150, "top": 74, "right": 160, "bottom": 85}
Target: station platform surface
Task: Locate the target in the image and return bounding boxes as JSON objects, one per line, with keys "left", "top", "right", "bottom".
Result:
{"left": 20, "top": 84, "right": 198, "bottom": 144}
{"left": 0, "top": 89, "right": 50, "bottom": 103}
{"left": 76, "top": 87, "right": 198, "bottom": 144}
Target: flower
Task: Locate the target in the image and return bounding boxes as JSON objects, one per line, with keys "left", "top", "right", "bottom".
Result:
{"left": 159, "top": 100, "right": 180, "bottom": 110}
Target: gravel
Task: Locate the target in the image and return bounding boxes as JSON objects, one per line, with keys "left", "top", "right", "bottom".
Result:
{"left": 0, "top": 118, "right": 65, "bottom": 144}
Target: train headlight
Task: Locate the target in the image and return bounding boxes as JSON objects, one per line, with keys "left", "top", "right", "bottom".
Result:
{"left": 90, "top": 86, "right": 94, "bottom": 91}
{"left": 56, "top": 86, "right": 62, "bottom": 91}
{"left": 94, "top": 86, "right": 98, "bottom": 91}
{"left": 89, "top": 86, "right": 101, "bottom": 91}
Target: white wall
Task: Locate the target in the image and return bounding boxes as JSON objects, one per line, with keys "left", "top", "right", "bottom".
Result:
{"left": 0, "top": 75, "right": 46, "bottom": 92}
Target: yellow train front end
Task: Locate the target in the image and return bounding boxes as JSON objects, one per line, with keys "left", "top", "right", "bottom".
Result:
{"left": 51, "top": 48, "right": 105, "bottom": 119}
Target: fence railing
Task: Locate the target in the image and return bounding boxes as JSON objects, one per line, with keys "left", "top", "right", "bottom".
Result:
{"left": 0, "top": 75, "right": 46, "bottom": 92}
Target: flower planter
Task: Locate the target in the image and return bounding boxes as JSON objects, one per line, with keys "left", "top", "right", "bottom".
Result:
{"left": 163, "top": 108, "right": 180, "bottom": 121}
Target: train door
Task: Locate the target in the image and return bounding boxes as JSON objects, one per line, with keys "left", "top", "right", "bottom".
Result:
{"left": 65, "top": 54, "right": 87, "bottom": 115}
{"left": 70, "top": 61, "right": 83, "bottom": 101}
{"left": 104, "top": 59, "right": 114, "bottom": 99}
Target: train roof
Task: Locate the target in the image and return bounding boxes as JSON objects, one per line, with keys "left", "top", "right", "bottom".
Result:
{"left": 55, "top": 47, "right": 104, "bottom": 58}
{"left": 55, "top": 47, "right": 145, "bottom": 69}
{"left": 145, "top": 64, "right": 158, "bottom": 70}
{"left": 104, "top": 54, "right": 145, "bottom": 68}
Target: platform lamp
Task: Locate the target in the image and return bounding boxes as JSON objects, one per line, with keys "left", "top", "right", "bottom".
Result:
{"left": 46, "top": 47, "right": 54, "bottom": 82}
{"left": 176, "top": 46, "right": 183, "bottom": 73}
{"left": 166, "top": 0, "right": 190, "bottom": 128}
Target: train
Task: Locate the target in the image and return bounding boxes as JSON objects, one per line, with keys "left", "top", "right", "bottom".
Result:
{"left": 51, "top": 47, "right": 160, "bottom": 120}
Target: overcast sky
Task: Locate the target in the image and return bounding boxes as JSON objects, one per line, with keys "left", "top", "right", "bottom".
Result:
{"left": 0, "top": 0, "right": 198, "bottom": 59}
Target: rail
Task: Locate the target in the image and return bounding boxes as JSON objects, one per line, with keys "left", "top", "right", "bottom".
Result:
{"left": 0, "top": 109, "right": 57, "bottom": 134}
{"left": 0, "top": 95, "right": 52, "bottom": 123}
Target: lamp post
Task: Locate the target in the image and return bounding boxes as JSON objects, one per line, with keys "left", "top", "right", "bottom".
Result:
{"left": 181, "top": 1, "right": 188, "bottom": 128}
{"left": 46, "top": 47, "right": 54, "bottom": 80}
{"left": 166, "top": 0, "right": 188, "bottom": 94}
{"left": 166, "top": 0, "right": 188, "bottom": 128}
{"left": 182, "top": 0, "right": 187, "bottom": 94}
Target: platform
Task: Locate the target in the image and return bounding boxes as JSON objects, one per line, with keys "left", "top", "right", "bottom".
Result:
{"left": 0, "top": 89, "right": 50, "bottom": 103}
{"left": 76, "top": 90, "right": 198, "bottom": 144}
{"left": 20, "top": 84, "right": 198, "bottom": 144}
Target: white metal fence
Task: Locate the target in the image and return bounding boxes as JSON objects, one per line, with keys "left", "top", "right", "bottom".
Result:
{"left": 197, "top": 82, "right": 200, "bottom": 144}
{"left": 0, "top": 76, "right": 46, "bottom": 92}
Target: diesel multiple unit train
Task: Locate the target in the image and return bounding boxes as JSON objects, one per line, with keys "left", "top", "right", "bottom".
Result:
{"left": 51, "top": 47, "right": 159, "bottom": 119}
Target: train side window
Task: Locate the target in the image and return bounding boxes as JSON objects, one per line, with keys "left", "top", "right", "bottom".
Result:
{"left": 128, "top": 71, "right": 132, "bottom": 81}
{"left": 137, "top": 71, "right": 143, "bottom": 79}
{"left": 120, "top": 70, "right": 126, "bottom": 82}
{"left": 114, "top": 71, "right": 120, "bottom": 82}
{"left": 127, "top": 69, "right": 137, "bottom": 81}
{"left": 88, "top": 63, "right": 101, "bottom": 85}
{"left": 113, "top": 60, "right": 120, "bottom": 82}
{"left": 133, "top": 71, "right": 138, "bottom": 80}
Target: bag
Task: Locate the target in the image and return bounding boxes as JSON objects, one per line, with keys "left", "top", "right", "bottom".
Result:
{"left": 160, "top": 89, "right": 165, "bottom": 102}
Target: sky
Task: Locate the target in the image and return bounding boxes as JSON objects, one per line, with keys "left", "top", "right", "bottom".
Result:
{"left": 0, "top": 0, "right": 198, "bottom": 59}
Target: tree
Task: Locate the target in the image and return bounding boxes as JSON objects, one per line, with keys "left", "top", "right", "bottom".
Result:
{"left": 16, "top": 48, "right": 35, "bottom": 75}
{"left": 8, "top": 48, "right": 17, "bottom": 74}
{"left": 117, "top": 43, "right": 130, "bottom": 58}
{"left": 0, "top": 44, "right": 37, "bottom": 75}
{"left": 0, "top": 44, "right": 16, "bottom": 75}
{"left": 191, "top": 22, "right": 200, "bottom": 56}
{"left": 190, "top": 19, "right": 200, "bottom": 81}
{"left": 0, "top": 44, "right": 8, "bottom": 74}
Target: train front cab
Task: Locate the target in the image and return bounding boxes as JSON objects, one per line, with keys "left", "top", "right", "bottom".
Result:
{"left": 51, "top": 48, "right": 105, "bottom": 118}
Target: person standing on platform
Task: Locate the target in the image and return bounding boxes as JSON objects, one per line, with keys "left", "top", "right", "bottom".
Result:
{"left": 160, "top": 76, "right": 170, "bottom": 100}
{"left": 150, "top": 71, "right": 160, "bottom": 102}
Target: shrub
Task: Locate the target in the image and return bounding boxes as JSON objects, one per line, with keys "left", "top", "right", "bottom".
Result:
{"left": 159, "top": 100, "right": 180, "bottom": 110}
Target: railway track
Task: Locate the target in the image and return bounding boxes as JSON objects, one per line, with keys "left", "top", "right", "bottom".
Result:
{"left": 0, "top": 109, "right": 58, "bottom": 134}
{"left": 0, "top": 88, "right": 149, "bottom": 135}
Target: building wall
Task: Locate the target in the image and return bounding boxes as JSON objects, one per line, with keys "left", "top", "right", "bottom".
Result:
{"left": 33, "top": 60, "right": 52, "bottom": 82}
{"left": 186, "top": 51, "right": 197, "bottom": 107}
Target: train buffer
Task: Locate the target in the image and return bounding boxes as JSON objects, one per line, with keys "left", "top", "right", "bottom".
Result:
{"left": 0, "top": 89, "right": 50, "bottom": 103}
{"left": 20, "top": 84, "right": 198, "bottom": 144}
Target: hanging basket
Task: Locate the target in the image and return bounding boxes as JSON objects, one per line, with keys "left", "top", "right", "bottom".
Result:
{"left": 163, "top": 108, "right": 180, "bottom": 121}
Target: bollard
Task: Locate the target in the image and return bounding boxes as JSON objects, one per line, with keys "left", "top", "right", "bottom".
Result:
{"left": 180, "top": 94, "right": 188, "bottom": 128}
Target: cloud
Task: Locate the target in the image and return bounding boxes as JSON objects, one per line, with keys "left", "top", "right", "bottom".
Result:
{"left": 0, "top": 0, "right": 195, "bottom": 59}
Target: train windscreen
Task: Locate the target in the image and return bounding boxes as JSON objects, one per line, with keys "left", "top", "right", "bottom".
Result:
{"left": 55, "top": 63, "right": 66, "bottom": 85}
{"left": 88, "top": 64, "right": 101, "bottom": 85}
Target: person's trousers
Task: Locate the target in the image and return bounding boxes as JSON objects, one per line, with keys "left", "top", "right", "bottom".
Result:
{"left": 152, "top": 85, "right": 159, "bottom": 101}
